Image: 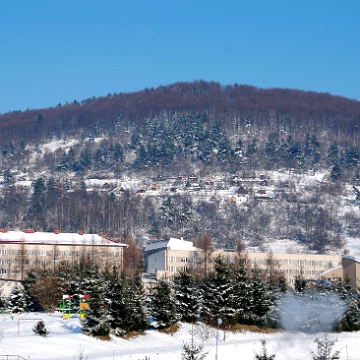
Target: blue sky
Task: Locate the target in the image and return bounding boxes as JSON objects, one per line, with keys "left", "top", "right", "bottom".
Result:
{"left": 1, "top": 0, "right": 359, "bottom": 114}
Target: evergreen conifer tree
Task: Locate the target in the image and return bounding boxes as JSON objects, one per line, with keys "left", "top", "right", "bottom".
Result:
{"left": 181, "top": 324, "right": 208, "bottom": 360}
{"left": 147, "top": 279, "right": 178, "bottom": 329}
{"left": 173, "top": 271, "right": 202, "bottom": 323}
{"left": 33, "top": 320, "right": 50, "bottom": 337}
{"left": 106, "top": 273, "right": 147, "bottom": 336}
{"left": 232, "top": 264, "right": 251, "bottom": 324}
{"left": 254, "top": 339, "right": 275, "bottom": 360}
{"left": 311, "top": 334, "right": 340, "bottom": 360}
{"left": 6, "top": 286, "right": 31, "bottom": 313}
{"left": 81, "top": 275, "right": 110, "bottom": 338}
{"left": 201, "top": 256, "right": 236, "bottom": 327}
{"left": 248, "top": 272, "right": 272, "bottom": 325}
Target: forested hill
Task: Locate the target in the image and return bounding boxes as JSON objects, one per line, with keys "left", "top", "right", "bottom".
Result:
{"left": 1, "top": 81, "right": 360, "bottom": 253}
{"left": 1, "top": 81, "right": 360, "bottom": 146}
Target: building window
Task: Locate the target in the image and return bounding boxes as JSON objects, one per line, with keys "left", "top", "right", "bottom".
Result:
{"left": 286, "top": 260, "right": 293, "bottom": 266}
{"left": 12, "top": 259, "right": 19, "bottom": 265}
{"left": 308, "top": 260, "right": 316, "bottom": 266}
{"left": 192, "top": 257, "right": 199, "bottom": 263}
{"left": 49, "top": 250, "right": 59, "bottom": 256}
{"left": 297, "top": 260, "right": 305, "bottom": 266}
{"left": 286, "top": 269, "right": 294, "bottom": 275}
{"left": 101, "top": 252, "right": 107, "bottom": 258}
{"left": 153, "top": 258, "right": 157, "bottom": 264}
{"left": 169, "top": 256, "right": 176, "bottom": 262}
{"left": 113, "top": 252, "right": 119, "bottom": 258}
{"left": 181, "top": 257, "right": 188, "bottom": 263}
{"left": 0, "top": 249, "right": 7, "bottom": 255}
{"left": 12, "top": 249, "right": 20, "bottom": 255}
{"left": 276, "top": 260, "right": 282, "bottom": 265}
{"left": 287, "top": 278, "right": 294, "bottom": 284}
{"left": 320, "top": 261, "right": 327, "bottom": 267}
{"left": 12, "top": 268, "right": 20, "bottom": 274}
{"left": 0, "top": 258, "right": 7, "bottom": 264}
{"left": 180, "top": 267, "right": 188, "bottom": 272}
{"left": 309, "top": 270, "right": 317, "bottom": 276}
{"left": 251, "top": 258, "right": 259, "bottom": 265}
{"left": 297, "top": 269, "right": 304, "bottom": 275}
{"left": 27, "top": 250, "right": 35, "bottom": 256}
{"left": 76, "top": 251, "right": 82, "bottom": 257}
{"left": 276, "top": 268, "right": 283, "bottom": 273}
{"left": 38, "top": 250, "right": 47, "bottom": 256}
{"left": 0, "top": 268, "right": 7, "bottom": 274}
{"left": 38, "top": 259, "right": 46, "bottom": 266}
{"left": 330, "top": 261, "right": 338, "bottom": 267}
{"left": 64, "top": 251, "right": 72, "bottom": 257}
{"left": 169, "top": 266, "right": 176, "bottom": 272}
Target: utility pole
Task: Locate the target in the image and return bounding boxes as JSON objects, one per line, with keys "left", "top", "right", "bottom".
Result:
{"left": 216, "top": 318, "right": 222, "bottom": 360}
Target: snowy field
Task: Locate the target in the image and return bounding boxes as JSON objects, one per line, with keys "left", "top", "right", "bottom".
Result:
{"left": 0, "top": 313, "right": 359, "bottom": 360}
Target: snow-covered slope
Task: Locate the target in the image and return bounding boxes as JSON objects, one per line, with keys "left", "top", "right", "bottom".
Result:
{"left": 0, "top": 313, "right": 358, "bottom": 360}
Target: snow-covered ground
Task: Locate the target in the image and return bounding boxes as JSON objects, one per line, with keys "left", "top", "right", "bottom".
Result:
{"left": 0, "top": 313, "right": 358, "bottom": 360}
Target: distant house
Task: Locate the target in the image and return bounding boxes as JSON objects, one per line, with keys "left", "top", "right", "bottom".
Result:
{"left": 188, "top": 173, "right": 198, "bottom": 183}
{"left": 254, "top": 189, "right": 276, "bottom": 199}
{"left": 259, "top": 180, "right": 269, "bottom": 186}
{"left": 259, "top": 174, "right": 270, "bottom": 180}
{"left": 151, "top": 184, "right": 161, "bottom": 190}
{"left": 231, "top": 175, "right": 241, "bottom": 186}
{"left": 205, "top": 178, "right": 214, "bottom": 186}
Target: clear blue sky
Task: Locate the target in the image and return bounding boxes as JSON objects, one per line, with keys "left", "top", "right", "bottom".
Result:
{"left": 1, "top": 0, "right": 359, "bottom": 114}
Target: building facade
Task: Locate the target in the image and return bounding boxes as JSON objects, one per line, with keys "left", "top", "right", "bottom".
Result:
{"left": 145, "top": 238, "right": 347, "bottom": 287}
{"left": 0, "top": 230, "right": 127, "bottom": 281}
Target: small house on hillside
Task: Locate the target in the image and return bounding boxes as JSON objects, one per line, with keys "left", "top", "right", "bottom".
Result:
{"left": 254, "top": 189, "right": 276, "bottom": 200}
{"left": 151, "top": 184, "right": 161, "bottom": 190}
{"left": 205, "top": 178, "right": 214, "bottom": 186}
{"left": 188, "top": 173, "right": 198, "bottom": 183}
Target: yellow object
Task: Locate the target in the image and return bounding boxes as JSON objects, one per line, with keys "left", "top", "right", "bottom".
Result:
{"left": 63, "top": 313, "right": 70, "bottom": 319}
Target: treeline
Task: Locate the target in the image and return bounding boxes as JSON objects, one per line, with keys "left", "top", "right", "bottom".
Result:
{"left": 2, "top": 256, "right": 360, "bottom": 336}
{"left": 0, "top": 81, "right": 360, "bottom": 148}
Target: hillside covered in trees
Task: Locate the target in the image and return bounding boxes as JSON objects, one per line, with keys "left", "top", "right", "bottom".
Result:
{"left": 1, "top": 81, "right": 360, "bottom": 253}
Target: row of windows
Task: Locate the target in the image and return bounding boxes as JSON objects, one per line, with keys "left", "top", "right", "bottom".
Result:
{"left": 168, "top": 256, "right": 200, "bottom": 263}
{"left": 251, "top": 259, "right": 338, "bottom": 267}
{"left": 0, "top": 249, "right": 120, "bottom": 258}
{"left": 166, "top": 256, "right": 339, "bottom": 268}
{"left": 169, "top": 266, "right": 188, "bottom": 272}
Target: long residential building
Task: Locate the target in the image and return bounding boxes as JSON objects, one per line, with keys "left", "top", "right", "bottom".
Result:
{"left": 145, "top": 237, "right": 359, "bottom": 289}
{"left": 0, "top": 230, "right": 127, "bottom": 282}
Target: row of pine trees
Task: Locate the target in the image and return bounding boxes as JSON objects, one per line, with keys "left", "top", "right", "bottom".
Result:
{"left": 1, "top": 256, "right": 360, "bottom": 337}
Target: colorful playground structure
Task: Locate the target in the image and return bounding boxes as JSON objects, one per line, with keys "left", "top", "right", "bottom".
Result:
{"left": 59, "top": 294, "right": 90, "bottom": 319}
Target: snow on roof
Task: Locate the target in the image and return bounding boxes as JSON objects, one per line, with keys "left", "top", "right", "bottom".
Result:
{"left": 0, "top": 231, "right": 126, "bottom": 247}
{"left": 145, "top": 237, "right": 200, "bottom": 252}
{"left": 342, "top": 255, "right": 360, "bottom": 263}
